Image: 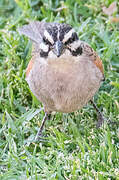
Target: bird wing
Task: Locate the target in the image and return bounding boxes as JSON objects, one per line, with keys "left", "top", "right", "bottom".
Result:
{"left": 80, "top": 41, "right": 104, "bottom": 76}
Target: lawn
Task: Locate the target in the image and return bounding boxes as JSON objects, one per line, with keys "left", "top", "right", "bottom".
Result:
{"left": 0, "top": 0, "right": 119, "bottom": 179}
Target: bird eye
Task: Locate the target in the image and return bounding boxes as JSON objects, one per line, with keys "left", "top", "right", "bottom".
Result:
{"left": 43, "top": 37, "right": 52, "bottom": 45}
{"left": 49, "top": 45, "right": 53, "bottom": 50}
{"left": 64, "top": 33, "right": 78, "bottom": 46}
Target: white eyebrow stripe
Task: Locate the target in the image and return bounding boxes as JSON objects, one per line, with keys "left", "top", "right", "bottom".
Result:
{"left": 39, "top": 42, "right": 49, "bottom": 52}
{"left": 63, "top": 29, "right": 76, "bottom": 43}
{"left": 44, "top": 30, "right": 54, "bottom": 44}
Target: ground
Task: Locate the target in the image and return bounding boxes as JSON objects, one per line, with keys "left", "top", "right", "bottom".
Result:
{"left": 0, "top": 0, "right": 119, "bottom": 179}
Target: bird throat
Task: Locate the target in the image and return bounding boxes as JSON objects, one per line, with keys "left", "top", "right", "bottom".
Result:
{"left": 47, "top": 55, "right": 78, "bottom": 74}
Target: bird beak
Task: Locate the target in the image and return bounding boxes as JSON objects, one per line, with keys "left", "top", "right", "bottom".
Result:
{"left": 53, "top": 40, "right": 64, "bottom": 57}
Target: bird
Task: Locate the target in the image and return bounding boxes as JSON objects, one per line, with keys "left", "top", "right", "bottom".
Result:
{"left": 18, "top": 21, "right": 105, "bottom": 139}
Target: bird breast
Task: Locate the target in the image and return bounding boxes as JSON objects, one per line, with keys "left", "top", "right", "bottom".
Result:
{"left": 26, "top": 54, "right": 103, "bottom": 113}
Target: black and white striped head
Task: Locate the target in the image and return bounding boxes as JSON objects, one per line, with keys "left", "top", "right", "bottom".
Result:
{"left": 40, "top": 23, "right": 83, "bottom": 58}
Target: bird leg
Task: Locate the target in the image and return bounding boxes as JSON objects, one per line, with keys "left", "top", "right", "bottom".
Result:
{"left": 35, "top": 112, "right": 51, "bottom": 140}
{"left": 90, "top": 100, "right": 105, "bottom": 128}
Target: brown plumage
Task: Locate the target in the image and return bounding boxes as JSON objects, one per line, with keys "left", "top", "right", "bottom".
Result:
{"left": 18, "top": 21, "right": 104, "bottom": 139}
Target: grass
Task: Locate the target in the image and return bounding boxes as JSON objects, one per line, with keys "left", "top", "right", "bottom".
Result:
{"left": 0, "top": 0, "right": 119, "bottom": 179}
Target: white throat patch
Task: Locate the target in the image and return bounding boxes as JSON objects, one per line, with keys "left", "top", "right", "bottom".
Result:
{"left": 68, "top": 40, "right": 82, "bottom": 51}
{"left": 39, "top": 42, "right": 49, "bottom": 52}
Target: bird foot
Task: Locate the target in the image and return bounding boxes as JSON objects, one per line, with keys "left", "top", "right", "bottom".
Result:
{"left": 90, "top": 100, "right": 105, "bottom": 128}
{"left": 96, "top": 112, "right": 105, "bottom": 128}
{"left": 35, "top": 131, "right": 48, "bottom": 142}
{"left": 34, "top": 112, "right": 51, "bottom": 142}
{"left": 35, "top": 132, "right": 43, "bottom": 141}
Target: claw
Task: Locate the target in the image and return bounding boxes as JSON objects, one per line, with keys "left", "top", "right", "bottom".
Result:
{"left": 90, "top": 100, "right": 105, "bottom": 128}
{"left": 35, "top": 112, "right": 51, "bottom": 141}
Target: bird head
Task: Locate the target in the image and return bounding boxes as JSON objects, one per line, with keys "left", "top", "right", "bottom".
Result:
{"left": 39, "top": 23, "right": 83, "bottom": 58}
